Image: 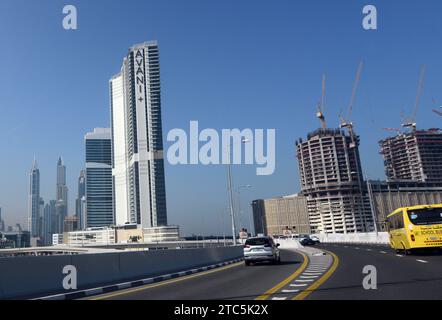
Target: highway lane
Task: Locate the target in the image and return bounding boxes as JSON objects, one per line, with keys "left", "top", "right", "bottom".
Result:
{"left": 87, "top": 249, "right": 307, "bottom": 300}
{"left": 309, "top": 243, "right": 442, "bottom": 300}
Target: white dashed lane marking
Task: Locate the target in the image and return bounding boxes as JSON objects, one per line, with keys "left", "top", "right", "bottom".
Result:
{"left": 295, "top": 279, "right": 314, "bottom": 282}
{"left": 380, "top": 251, "right": 387, "bottom": 254}
{"left": 416, "top": 259, "right": 428, "bottom": 263}
{"left": 272, "top": 297, "right": 287, "bottom": 300}
{"left": 282, "top": 289, "right": 299, "bottom": 293}
{"left": 290, "top": 283, "right": 307, "bottom": 287}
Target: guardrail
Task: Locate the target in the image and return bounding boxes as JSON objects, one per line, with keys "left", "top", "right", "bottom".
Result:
{"left": 0, "top": 245, "right": 243, "bottom": 299}
{"left": 312, "top": 232, "right": 390, "bottom": 245}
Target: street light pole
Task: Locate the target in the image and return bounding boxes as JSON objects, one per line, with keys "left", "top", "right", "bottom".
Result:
{"left": 227, "top": 155, "right": 236, "bottom": 246}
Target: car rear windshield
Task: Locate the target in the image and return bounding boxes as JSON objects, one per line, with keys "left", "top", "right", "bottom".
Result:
{"left": 407, "top": 208, "right": 442, "bottom": 226}
{"left": 245, "top": 238, "right": 270, "bottom": 246}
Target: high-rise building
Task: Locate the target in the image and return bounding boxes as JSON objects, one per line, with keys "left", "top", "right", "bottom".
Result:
{"left": 43, "top": 200, "right": 56, "bottom": 246}
{"left": 296, "top": 128, "right": 373, "bottom": 234}
{"left": 110, "top": 41, "right": 168, "bottom": 228}
{"left": 55, "top": 157, "right": 68, "bottom": 234}
{"left": 379, "top": 129, "right": 442, "bottom": 183}
{"left": 85, "top": 128, "right": 114, "bottom": 227}
{"left": 0, "top": 207, "right": 4, "bottom": 232}
{"left": 28, "top": 158, "right": 40, "bottom": 237}
{"left": 75, "top": 170, "right": 86, "bottom": 229}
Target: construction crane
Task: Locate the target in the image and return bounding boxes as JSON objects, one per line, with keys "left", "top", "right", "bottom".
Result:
{"left": 382, "top": 127, "right": 401, "bottom": 133}
{"left": 340, "top": 61, "right": 364, "bottom": 148}
{"left": 433, "top": 108, "right": 442, "bottom": 117}
{"left": 402, "top": 65, "right": 426, "bottom": 131}
{"left": 316, "top": 74, "right": 327, "bottom": 129}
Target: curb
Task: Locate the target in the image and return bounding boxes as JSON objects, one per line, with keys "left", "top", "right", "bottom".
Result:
{"left": 33, "top": 257, "right": 244, "bottom": 300}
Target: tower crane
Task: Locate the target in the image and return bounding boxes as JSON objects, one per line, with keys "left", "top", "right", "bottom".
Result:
{"left": 340, "top": 61, "right": 364, "bottom": 148}
{"left": 316, "top": 74, "right": 327, "bottom": 129}
{"left": 402, "top": 65, "right": 426, "bottom": 131}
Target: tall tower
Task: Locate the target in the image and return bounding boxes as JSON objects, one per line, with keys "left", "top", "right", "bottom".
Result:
{"left": 75, "top": 170, "right": 86, "bottom": 229}
{"left": 296, "top": 128, "right": 373, "bottom": 233}
{"left": 110, "top": 41, "right": 168, "bottom": 228}
{"left": 85, "top": 128, "right": 114, "bottom": 227}
{"left": 55, "top": 157, "right": 68, "bottom": 233}
{"left": 28, "top": 158, "right": 40, "bottom": 237}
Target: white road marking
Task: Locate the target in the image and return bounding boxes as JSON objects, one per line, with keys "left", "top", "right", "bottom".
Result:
{"left": 416, "top": 259, "right": 428, "bottom": 263}
{"left": 380, "top": 251, "right": 387, "bottom": 254}
{"left": 290, "top": 283, "right": 307, "bottom": 287}
{"left": 344, "top": 246, "right": 348, "bottom": 248}
{"left": 355, "top": 247, "right": 360, "bottom": 250}
{"left": 366, "top": 249, "right": 372, "bottom": 251}
{"left": 282, "top": 289, "right": 299, "bottom": 293}
{"left": 272, "top": 297, "right": 287, "bottom": 300}
{"left": 396, "top": 254, "right": 404, "bottom": 257}
{"left": 300, "top": 275, "right": 318, "bottom": 279}
{"left": 303, "top": 272, "right": 322, "bottom": 275}
{"left": 296, "top": 279, "right": 314, "bottom": 282}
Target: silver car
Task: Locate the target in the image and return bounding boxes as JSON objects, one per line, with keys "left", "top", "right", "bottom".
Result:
{"left": 243, "top": 236, "right": 281, "bottom": 266}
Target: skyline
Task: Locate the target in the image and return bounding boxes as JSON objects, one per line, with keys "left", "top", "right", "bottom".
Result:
{"left": 2, "top": 0, "right": 442, "bottom": 235}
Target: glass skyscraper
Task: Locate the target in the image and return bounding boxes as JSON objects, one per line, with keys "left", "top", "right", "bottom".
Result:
{"left": 28, "top": 158, "right": 40, "bottom": 237}
{"left": 85, "top": 128, "right": 114, "bottom": 227}
{"left": 110, "top": 41, "right": 168, "bottom": 228}
{"left": 55, "top": 157, "right": 68, "bottom": 234}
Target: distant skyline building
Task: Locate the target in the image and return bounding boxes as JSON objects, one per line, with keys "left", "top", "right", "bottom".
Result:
{"left": 379, "top": 129, "right": 442, "bottom": 184}
{"left": 55, "top": 157, "right": 68, "bottom": 234}
{"left": 110, "top": 41, "right": 168, "bottom": 228}
{"left": 85, "top": 128, "right": 114, "bottom": 227}
{"left": 27, "top": 158, "right": 40, "bottom": 237}
{"left": 0, "top": 207, "right": 4, "bottom": 232}
{"left": 43, "top": 200, "right": 56, "bottom": 246}
{"left": 75, "top": 170, "right": 86, "bottom": 229}
{"left": 296, "top": 128, "right": 373, "bottom": 234}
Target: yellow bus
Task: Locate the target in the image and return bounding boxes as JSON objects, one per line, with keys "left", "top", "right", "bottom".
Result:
{"left": 386, "top": 204, "right": 442, "bottom": 254}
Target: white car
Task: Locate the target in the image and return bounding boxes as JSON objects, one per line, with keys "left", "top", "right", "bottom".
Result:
{"left": 243, "top": 236, "right": 281, "bottom": 266}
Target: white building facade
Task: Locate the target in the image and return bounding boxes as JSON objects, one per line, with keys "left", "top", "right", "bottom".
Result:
{"left": 110, "top": 41, "right": 168, "bottom": 228}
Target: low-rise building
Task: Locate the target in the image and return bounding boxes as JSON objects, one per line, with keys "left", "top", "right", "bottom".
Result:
{"left": 251, "top": 194, "right": 311, "bottom": 236}
{"left": 143, "top": 226, "right": 180, "bottom": 243}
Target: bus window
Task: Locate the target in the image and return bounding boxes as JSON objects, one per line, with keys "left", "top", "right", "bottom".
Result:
{"left": 407, "top": 208, "right": 442, "bottom": 226}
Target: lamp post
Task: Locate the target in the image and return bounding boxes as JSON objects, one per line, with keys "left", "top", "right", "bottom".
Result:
{"left": 237, "top": 185, "right": 253, "bottom": 236}
{"left": 226, "top": 138, "right": 250, "bottom": 246}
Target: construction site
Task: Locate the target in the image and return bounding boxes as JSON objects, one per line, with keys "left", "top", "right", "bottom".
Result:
{"left": 254, "top": 63, "right": 442, "bottom": 235}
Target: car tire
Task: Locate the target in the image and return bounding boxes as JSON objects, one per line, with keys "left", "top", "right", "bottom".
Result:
{"left": 245, "top": 261, "right": 251, "bottom": 266}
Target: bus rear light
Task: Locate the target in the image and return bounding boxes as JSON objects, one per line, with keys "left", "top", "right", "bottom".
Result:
{"left": 411, "top": 234, "right": 415, "bottom": 242}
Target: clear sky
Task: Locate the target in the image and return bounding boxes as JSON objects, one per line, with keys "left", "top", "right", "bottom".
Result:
{"left": 1, "top": 0, "right": 442, "bottom": 235}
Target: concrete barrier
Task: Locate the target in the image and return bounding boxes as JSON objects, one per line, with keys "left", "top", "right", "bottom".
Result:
{"left": 313, "top": 232, "right": 390, "bottom": 245}
{"left": 0, "top": 245, "right": 243, "bottom": 299}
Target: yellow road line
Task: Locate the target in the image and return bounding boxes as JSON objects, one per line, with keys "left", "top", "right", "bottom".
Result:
{"left": 293, "top": 250, "right": 339, "bottom": 300}
{"left": 255, "top": 252, "right": 309, "bottom": 300}
{"left": 87, "top": 261, "right": 243, "bottom": 300}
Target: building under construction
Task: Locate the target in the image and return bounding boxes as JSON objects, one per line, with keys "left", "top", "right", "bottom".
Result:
{"left": 379, "top": 129, "right": 442, "bottom": 184}
{"left": 296, "top": 128, "right": 374, "bottom": 234}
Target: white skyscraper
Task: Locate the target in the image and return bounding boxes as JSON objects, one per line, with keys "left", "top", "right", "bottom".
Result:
{"left": 110, "top": 41, "right": 168, "bottom": 228}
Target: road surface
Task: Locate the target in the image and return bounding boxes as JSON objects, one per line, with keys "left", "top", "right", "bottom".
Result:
{"left": 84, "top": 244, "right": 442, "bottom": 300}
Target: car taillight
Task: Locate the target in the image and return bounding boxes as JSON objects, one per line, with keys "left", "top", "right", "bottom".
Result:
{"left": 411, "top": 234, "right": 415, "bottom": 242}
{"left": 244, "top": 245, "right": 250, "bottom": 248}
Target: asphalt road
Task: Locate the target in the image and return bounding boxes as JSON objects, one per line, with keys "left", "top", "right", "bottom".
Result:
{"left": 310, "top": 243, "right": 442, "bottom": 300}
{"left": 85, "top": 243, "right": 442, "bottom": 300}
{"left": 88, "top": 249, "right": 306, "bottom": 300}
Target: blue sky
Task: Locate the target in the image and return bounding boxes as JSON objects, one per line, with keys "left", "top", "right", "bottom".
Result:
{"left": 1, "top": 0, "right": 442, "bottom": 235}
